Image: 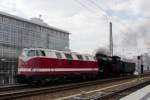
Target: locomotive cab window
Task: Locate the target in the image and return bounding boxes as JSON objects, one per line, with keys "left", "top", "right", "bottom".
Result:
{"left": 22, "top": 50, "right": 27, "bottom": 57}
{"left": 65, "top": 53, "right": 73, "bottom": 60}
{"left": 76, "top": 55, "right": 83, "bottom": 60}
{"left": 55, "top": 52, "right": 62, "bottom": 59}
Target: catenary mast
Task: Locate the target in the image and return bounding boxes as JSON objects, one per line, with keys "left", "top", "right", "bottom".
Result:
{"left": 109, "top": 22, "right": 113, "bottom": 56}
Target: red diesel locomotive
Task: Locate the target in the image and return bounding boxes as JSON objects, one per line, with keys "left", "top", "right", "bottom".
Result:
{"left": 16, "top": 48, "right": 99, "bottom": 84}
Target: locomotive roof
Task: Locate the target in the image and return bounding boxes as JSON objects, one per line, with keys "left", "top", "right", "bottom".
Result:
{"left": 23, "top": 48, "right": 94, "bottom": 57}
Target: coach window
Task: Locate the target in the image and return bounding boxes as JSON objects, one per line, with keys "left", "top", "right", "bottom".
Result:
{"left": 65, "top": 53, "right": 73, "bottom": 60}
{"left": 76, "top": 55, "right": 83, "bottom": 60}
{"left": 55, "top": 52, "right": 62, "bottom": 59}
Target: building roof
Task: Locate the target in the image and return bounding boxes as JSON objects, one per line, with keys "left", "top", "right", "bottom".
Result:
{"left": 0, "top": 11, "right": 70, "bottom": 34}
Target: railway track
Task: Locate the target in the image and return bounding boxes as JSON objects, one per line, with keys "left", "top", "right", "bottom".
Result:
{"left": 0, "top": 74, "right": 149, "bottom": 100}
{"left": 90, "top": 78, "right": 150, "bottom": 100}
{"left": 103, "top": 80, "right": 150, "bottom": 100}
{"left": 63, "top": 76, "right": 150, "bottom": 100}
{"left": 0, "top": 84, "right": 28, "bottom": 92}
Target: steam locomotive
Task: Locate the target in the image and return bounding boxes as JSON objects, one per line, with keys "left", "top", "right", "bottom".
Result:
{"left": 16, "top": 48, "right": 135, "bottom": 84}
{"left": 96, "top": 53, "right": 135, "bottom": 77}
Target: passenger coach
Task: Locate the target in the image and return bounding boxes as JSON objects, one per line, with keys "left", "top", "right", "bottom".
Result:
{"left": 16, "top": 48, "right": 98, "bottom": 84}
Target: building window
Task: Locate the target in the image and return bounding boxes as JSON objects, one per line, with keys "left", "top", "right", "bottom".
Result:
{"left": 0, "top": 16, "right": 2, "bottom": 23}
{"left": 3, "top": 17, "right": 9, "bottom": 24}
{"left": 0, "top": 24, "right": 2, "bottom": 31}
{"left": 3, "top": 24, "right": 9, "bottom": 33}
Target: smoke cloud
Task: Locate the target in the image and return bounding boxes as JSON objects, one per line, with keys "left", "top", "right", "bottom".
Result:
{"left": 119, "top": 19, "right": 150, "bottom": 56}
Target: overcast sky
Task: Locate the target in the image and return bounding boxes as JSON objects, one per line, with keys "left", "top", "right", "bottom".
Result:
{"left": 0, "top": 0, "right": 150, "bottom": 57}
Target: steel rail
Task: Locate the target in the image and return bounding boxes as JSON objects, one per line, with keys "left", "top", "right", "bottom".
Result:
{"left": 0, "top": 84, "right": 28, "bottom": 92}
{"left": 96, "top": 79, "right": 150, "bottom": 100}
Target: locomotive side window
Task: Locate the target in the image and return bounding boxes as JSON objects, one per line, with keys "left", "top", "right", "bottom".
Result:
{"left": 40, "top": 50, "right": 46, "bottom": 56}
{"left": 36, "top": 50, "right": 46, "bottom": 56}
{"left": 27, "top": 50, "right": 36, "bottom": 57}
{"left": 85, "top": 56, "right": 89, "bottom": 60}
{"left": 65, "top": 53, "right": 73, "bottom": 60}
{"left": 36, "top": 51, "right": 39, "bottom": 56}
{"left": 76, "top": 55, "right": 83, "bottom": 60}
{"left": 55, "top": 52, "right": 62, "bottom": 59}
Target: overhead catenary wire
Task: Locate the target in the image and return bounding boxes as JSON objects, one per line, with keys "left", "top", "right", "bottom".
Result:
{"left": 73, "top": 0, "right": 109, "bottom": 23}
{"left": 73, "top": 0, "right": 132, "bottom": 34}
{"left": 86, "top": 0, "right": 111, "bottom": 17}
{"left": 73, "top": 1, "right": 133, "bottom": 38}
{"left": 73, "top": 0, "right": 127, "bottom": 33}
{"left": 86, "top": 0, "right": 133, "bottom": 32}
{"left": 73, "top": 0, "right": 137, "bottom": 56}
{"left": 73, "top": 0, "right": 96, "bottom": 14}
{"left": 85, "top": 0, "right": 137, "bottom": 49}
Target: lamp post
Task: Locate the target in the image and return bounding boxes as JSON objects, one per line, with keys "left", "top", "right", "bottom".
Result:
{"left": 137, "top": 55, "right": 141, "bottom": 80}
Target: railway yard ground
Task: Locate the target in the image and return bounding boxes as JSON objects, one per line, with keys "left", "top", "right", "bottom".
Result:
{"left": 0, "top": 74, "right": 150, "bottom": 100}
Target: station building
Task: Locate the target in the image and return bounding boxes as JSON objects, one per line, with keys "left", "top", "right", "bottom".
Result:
{"left": 0, "top": 11, "right": 70, "bottom": 85}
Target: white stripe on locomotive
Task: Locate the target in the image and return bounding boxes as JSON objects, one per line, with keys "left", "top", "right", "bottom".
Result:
{"left": 18, "top": 68, "right": 99, "bottom": 72}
